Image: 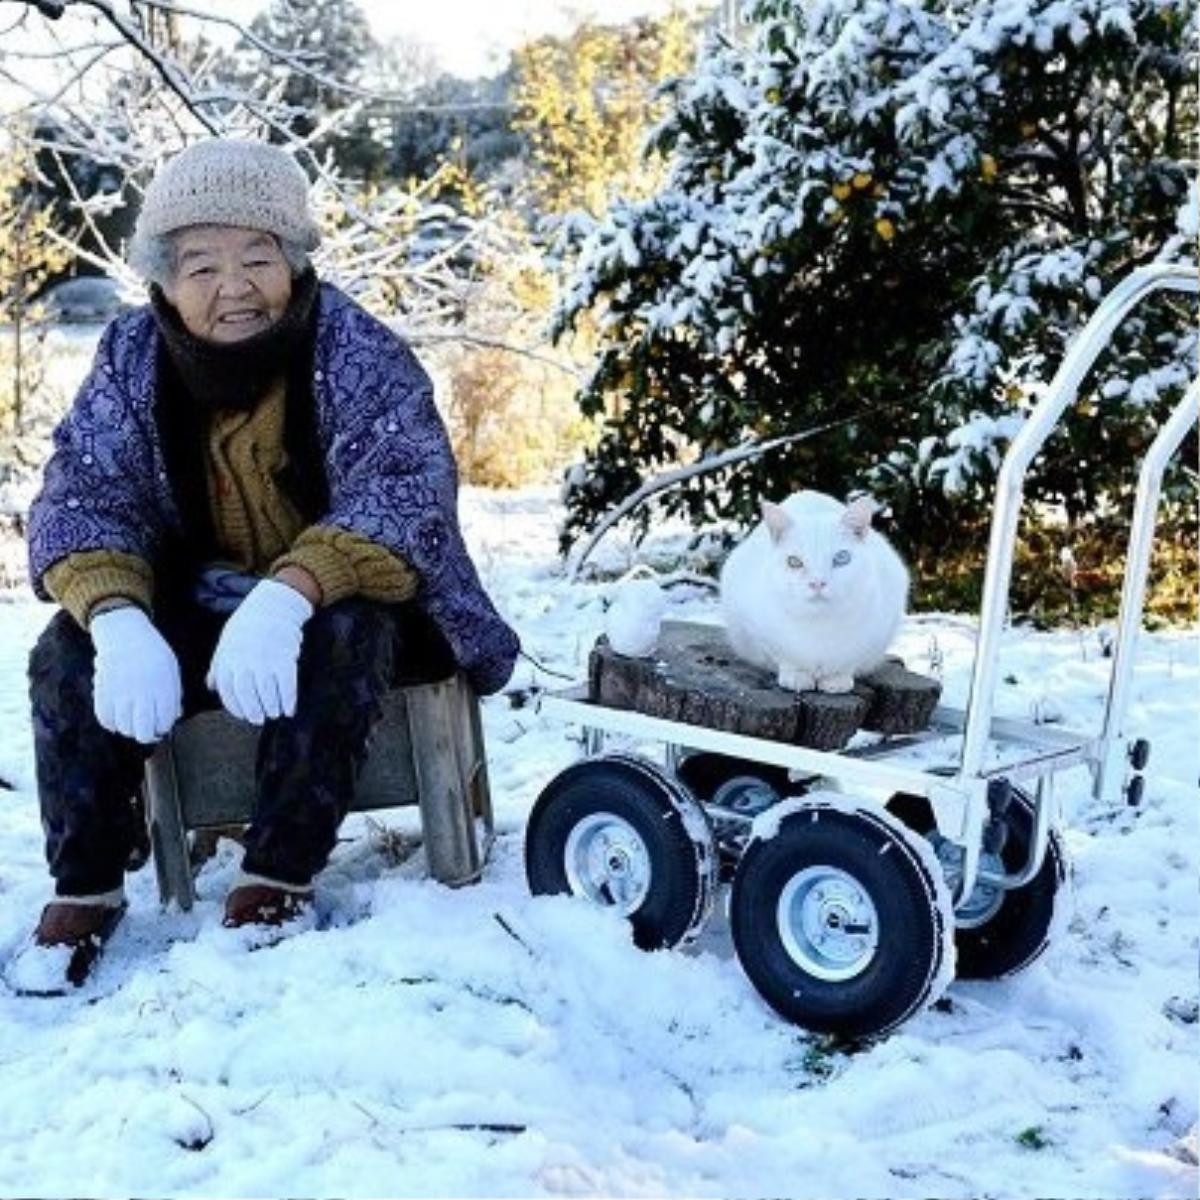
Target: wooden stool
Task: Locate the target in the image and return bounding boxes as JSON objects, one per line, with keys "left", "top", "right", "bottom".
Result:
{"left": 143, "top": 672, "right": 493, "bottom": 910}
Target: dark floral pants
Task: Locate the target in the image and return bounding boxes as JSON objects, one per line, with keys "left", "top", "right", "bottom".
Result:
{"left": 29, "top": 598, "right": 456, "bottom": 896}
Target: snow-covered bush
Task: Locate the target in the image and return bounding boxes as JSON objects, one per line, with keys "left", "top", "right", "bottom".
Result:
{"left": 552, "top": 0, "right": 1197, "bottom": 569}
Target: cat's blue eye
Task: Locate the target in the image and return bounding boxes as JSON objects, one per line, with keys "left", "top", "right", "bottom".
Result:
{"left": 832, "top": 550, "right": 851, "bottom": 567}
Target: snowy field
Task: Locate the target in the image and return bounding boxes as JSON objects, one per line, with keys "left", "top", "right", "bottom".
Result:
{"left": 0, "top": 487, "right": 1196, "bottom": 1199}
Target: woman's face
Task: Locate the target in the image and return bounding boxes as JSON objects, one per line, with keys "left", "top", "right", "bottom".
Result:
{"left": 163, "top": 225, "right": 293, "bottom": 343}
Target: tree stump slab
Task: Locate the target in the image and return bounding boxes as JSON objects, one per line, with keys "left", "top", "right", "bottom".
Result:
{"left": 855, "top": 657, "right": 943, "bottom": 735}
{"left": 588, "top": 621, "right": 940, "bottom": 751}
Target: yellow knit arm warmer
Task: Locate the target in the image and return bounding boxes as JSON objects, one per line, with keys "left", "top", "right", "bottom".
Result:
{"left": 270, "top": 526, "right": 419, "bottom": 607}
{"left": 43, "top": 550, "right": 155, "bottom": 628}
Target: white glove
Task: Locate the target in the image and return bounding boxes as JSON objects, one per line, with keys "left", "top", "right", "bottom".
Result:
{"left": 90, "top": 606, "right": 183, "bottom": 744}
{"left": 206, "top": 579, "right": 314, "bottom": 725}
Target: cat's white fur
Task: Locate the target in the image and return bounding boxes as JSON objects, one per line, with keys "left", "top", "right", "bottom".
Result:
{"left": 720, "top": 491, "right": 909, "bottom": 693}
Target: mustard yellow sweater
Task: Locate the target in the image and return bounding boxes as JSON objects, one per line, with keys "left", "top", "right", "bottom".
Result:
{"left": 45, "top": 377, "right": 418, "bottom": 626}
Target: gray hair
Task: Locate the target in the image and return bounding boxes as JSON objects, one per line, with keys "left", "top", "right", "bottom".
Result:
{"left": 128, "top": 228, "right": 311, "bottom": 287}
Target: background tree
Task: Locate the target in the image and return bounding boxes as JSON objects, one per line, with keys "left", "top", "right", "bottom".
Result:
{"left": 231, "top": 0, "right": 386, "bottom": 179}
{"left": 512, "top": 7, "right": 702, "bottom": 220}
{"left": 31, "top": 115, "right": 135, "bottom": 276}
{"left": 0, "top": 139, "right": 71, "bottom": 478}
{"left": 381, "top": 69, "right": 520, "bottom": 187}
{"left": 552, "top": 0, "right": 1197, "bottom": 616}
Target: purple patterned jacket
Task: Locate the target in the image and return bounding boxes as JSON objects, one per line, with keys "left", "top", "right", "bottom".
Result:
{"left": 27, "top": 282, "right": 520, "bottom": 695}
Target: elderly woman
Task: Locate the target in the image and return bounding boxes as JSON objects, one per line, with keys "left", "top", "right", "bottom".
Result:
{"left": 14, "top": 139, "right": 519, "bottom": 991}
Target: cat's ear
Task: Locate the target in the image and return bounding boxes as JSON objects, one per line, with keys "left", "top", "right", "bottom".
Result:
{"left": 841, "top": 495, "right": 878, "bottom": 540}
{"left": 762, "top": 501, "right": 792, "bottom": 543}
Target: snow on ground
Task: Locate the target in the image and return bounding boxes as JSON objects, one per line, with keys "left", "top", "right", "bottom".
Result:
{"left": 0, "top": 487, "right": 1196, "bottom": 1199}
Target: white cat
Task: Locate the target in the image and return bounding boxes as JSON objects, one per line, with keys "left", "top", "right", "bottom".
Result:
{"left": 720, "top": 491, "right": 909, "bottom": 694}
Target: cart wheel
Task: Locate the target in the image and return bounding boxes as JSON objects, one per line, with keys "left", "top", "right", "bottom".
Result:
{"left": 886, "top": 788, "right": 1069, "bottom": 979}
{"left": 729, "top": 798, "right": 954, "bottom": 1038}
{"left": 676, "top": 752, "right": 791, "bottom": 811}
{"left": 676, "top": 752, "right": 793, "bottom": 880}
{"left": 525, "top": 754, "right": 717, "bottom": 949}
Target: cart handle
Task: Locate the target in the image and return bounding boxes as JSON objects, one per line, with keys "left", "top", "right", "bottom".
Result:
{"left": 1092, "top": 376, "right": 1199, "bottom": 801}
{"left": 960, "top": 261, "right": 1198, "bottom": 782}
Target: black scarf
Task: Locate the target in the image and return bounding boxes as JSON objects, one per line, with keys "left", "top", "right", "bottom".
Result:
{"left": 151, "top": 270, "right": 328, "bottom": 584}
{"left": 150, "top": 268, "right": 319, "bottom": 411}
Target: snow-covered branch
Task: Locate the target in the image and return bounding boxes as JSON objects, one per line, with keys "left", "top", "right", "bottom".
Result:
{"left": 566, "top": 417, "right": 858, "bottom": 582}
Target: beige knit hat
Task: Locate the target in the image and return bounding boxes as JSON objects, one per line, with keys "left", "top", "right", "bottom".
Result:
{"left": 131, "top": 139, "right": 321, "bottom": 254}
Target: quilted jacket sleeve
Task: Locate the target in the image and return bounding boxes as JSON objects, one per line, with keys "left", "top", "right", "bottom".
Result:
{"left": 269, "top": 524, "right": 419, "bottom": 607}
{"left": 312, "top": 299, "right": 519, "bottom": 694}
{"left": 27, "top": 313, "right": 166, "bottom": 602}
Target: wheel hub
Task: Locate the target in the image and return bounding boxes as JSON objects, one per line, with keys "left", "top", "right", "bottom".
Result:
{"left": 564, "top": 812, "right": 652, "bottom": 916}
{"left": 712, "top": 776, "right": 779, "bottom": 815}
{"left": 777, "top": 866, "right": 880, "bottom": 981}
{"left": 933, "top": 835, "right": 1005, "bottom": 928}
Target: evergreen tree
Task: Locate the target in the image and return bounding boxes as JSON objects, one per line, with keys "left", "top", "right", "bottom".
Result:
{"left": 233, "top": 0, "right": 385, "bottom": 178}
{"left": 552, "top": 0, "right": 1197, "bottom": 577}
{"left": 383, "top": 70, "right": 521, "bottom": 187}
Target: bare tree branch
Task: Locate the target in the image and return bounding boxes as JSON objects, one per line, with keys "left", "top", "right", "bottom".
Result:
{"left": 409, "top": 331, "right": 583, "bottom": 378}
{"left": 72, "top": 0, "right": 218, "bottom": 133}
{"left": 0, "top": 42, "right": 120, "bottom": 117}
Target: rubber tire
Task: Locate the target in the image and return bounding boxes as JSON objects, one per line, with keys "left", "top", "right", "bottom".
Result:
{"left": 525, "top": 755, "right": 715, "bottom": 950}
{"left": 729, "top": 805, "right": 951, "bottom": 1038}
{"left": 676, "top": 752, "right": 791, "bottom": 804}
{"left": 886, "top": 788, "right": 1068, "bottom": 979}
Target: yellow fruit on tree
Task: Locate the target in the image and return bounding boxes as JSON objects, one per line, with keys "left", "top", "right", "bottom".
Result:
{"left": 980, "top": 154, "right": 999, "bottom": 182}
{"left": 875, "top": 217, "right": 896, "bottom": 241}
{"left": 766, "top": 87, "right": 781, "bottom": 103}
{"left": 852, "top": 171, "right": 872, "bottom": 190}
{"left": 832, "top": 182, "right": 853, "bottom": 201}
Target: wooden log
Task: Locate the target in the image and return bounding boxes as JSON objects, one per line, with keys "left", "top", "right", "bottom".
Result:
{"left": 589, "top": 623, "right": 866, "bottom": 750}
{"left": 587, "top": 621, "right": 940, "bottom": 751}
{"left": 856, "top": 657, "right": 943, "bottom": 735}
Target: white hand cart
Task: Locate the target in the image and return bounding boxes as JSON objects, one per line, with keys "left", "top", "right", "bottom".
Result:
{"left": 526, "top": 262, "right": 1198, "bottom": 1039}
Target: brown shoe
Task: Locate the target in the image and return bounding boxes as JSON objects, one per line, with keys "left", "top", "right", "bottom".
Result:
{"left": 6, "top": 899, "right": 126, "bottom": 995}
{"left": 223, "top": 882, "right": 314, "bottom": 930}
